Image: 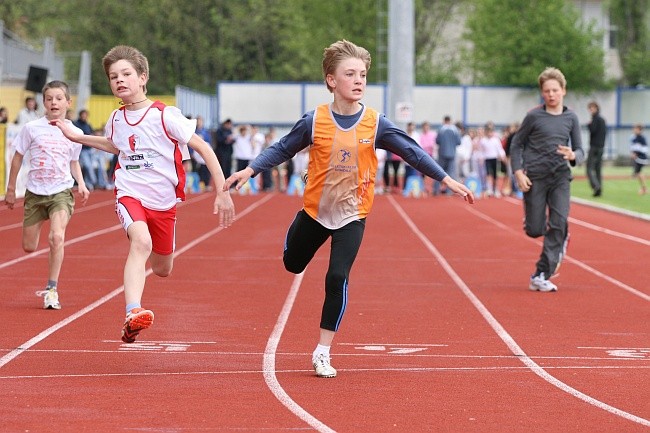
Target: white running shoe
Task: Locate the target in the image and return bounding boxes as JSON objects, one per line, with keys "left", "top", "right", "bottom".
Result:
{"left": 553, "top": 233, "right": 570, "bottom": 278}
{"left": 529, "top": 272, "right": 557, "bottom": 292}
{"left": 35, "top": 288, "right": 61, "bottom": 309}
{"left": 312, "top": 353, "right": 337, "bottom": 378}
{"left": 301, "top": 169, "right": 308, "bottom": 185}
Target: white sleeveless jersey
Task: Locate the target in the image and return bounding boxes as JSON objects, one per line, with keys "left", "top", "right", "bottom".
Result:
{"left": 105, "top": 101, "right": 196, "bottom": 210}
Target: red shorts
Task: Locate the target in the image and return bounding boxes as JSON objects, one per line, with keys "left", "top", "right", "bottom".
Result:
{"left": 115, "top": 196, "right": 177, "bottom": 255}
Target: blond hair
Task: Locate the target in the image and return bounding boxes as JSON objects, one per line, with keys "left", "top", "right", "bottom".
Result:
{"left": 102, "top": 45, "right": 150, "bottom": 94}
{"left": 42, "top": 80, "right": 71, "bottom": 100}
{"left": 538, "top": 67, "right": 566, "bottom": 90}
{"left": 322, "top": 40, "right": 371, "bottom": 93}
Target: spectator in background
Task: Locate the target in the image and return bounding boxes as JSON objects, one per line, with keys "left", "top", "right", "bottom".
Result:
{"left": 233, "top": 124, "right": 254, "bottom": 172}
{"left": 586, "top": 101, "right": 607, "bottom": 197}
{"left": 215, "top": 118, "right": 235, "bottom": 178}
{"left": 74, "top": 109, "right": 98, "bottom": 190}
{"left": 480, "top": 124, "right": 506, "bottom": 197}
{"left": 456, "top": 124, "right": 474, "bottom": 183}
{"left": 630, "top": 124, "right": 647, "bottom": 195}
{"left": 434, "top": 115, "right": 461, "bottom": 195}
{"left": 403, "top": 122, "right": 420, "bottom": 180}
{"left": 0, "top": 106, "right": 9, "bottom": 124}
{"left": 420, "top": 121, "right": 437, "bottom": 196}
{"left": 192, "top": 115, "right": 213, "bottom": 190}
{"left": 16, "top": 97, "right": 40, "bottom": 126}
{"left": 504, "top": 122, "right": 522, "bottom": 199}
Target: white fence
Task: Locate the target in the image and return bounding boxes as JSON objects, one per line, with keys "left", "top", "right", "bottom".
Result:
{"left": 175, "top": 82, "right": 650, "bottom": 159}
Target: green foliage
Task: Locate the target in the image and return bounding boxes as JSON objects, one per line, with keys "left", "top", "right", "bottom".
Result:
{"left": 464, "top": 0, "right": 606, "bottom": 91}
{"left": 608, "top": 0, "right": 650, "bottom": 86}
{"left": 1, "top": 0, "right": 631, "bottom": 93}
{"left": 0, "top": 0, "right": 380, "bottom": 94}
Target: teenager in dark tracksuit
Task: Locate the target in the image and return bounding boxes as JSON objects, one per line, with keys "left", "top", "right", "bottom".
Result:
{"left": 223, "top": 40, "right": 475, "bottom": 378}
{"left": 510, "top": 67, "right": 584, "bottom": 293}
{"left": 586, "top": 101, "right": 607, "bottom": 197}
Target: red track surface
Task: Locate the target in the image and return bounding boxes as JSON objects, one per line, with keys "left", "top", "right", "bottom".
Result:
{"left": 1, "top": 190, "right": 648, "bottom": 432}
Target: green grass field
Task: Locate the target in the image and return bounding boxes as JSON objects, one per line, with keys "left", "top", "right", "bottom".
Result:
{"left": 570, "top": 165, "right": 650, "bottom": 216}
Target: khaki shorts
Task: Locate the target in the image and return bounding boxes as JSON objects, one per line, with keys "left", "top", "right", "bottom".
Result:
{"left": 23, "top": 189, "right": 75, "bottom": 227}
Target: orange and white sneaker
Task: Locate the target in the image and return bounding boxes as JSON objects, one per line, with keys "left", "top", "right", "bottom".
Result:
{"left": 121, "top": 308, "right": 154, "bottom": 343}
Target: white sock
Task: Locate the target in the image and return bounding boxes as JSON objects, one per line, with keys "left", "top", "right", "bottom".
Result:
{"left": 312, "top": 344, "right": 331, "bottom": 360}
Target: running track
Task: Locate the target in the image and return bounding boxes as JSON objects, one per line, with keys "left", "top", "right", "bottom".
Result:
{"left": 0, "top": 190, "right": 648, "bottom": 432}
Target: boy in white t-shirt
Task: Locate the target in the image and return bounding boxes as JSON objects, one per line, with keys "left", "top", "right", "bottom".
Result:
{"left": 4, "top": 81, "right": 90, "bottom": 309}
{"left": 53, "top": 46, "right": 235, "bottom": 343}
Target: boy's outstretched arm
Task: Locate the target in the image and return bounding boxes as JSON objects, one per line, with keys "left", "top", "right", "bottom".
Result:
{"left": 188, "top": 134, "right": 235, "bottom": 227}
{"left": 223, "top": 167, "right": 255, "bottom": 192}
{"left": 441, "top": 176, "right": 475, "bottom": 204}
{"left": 50, "top": 119, "right": 118, "bottom": 155}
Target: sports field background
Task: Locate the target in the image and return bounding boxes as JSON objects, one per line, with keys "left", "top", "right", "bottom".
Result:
{"left": 570, "top": 164, "right": 649, "bottom": 216}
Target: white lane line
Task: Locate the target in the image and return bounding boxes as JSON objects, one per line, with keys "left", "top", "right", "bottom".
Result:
{"left": 0, "top": 193, "right": 213, "bottom": 270}
{"left": 0, "top": 225, "right": 122, "bottom": 271}
{"left": 0, "top": 199, "right": 117, "bottom": 232}
{"left": 465, "top": 205, "right": 650, "bottom": 302}
{"left": 388, "top": 195, "right": 650, "bottom": 428}
{"left": 3, "top": 364, "right": 650, "bottom": 381}
{"left": 0, "top": 348, "right": 647, "bottom": 362}
{"left": 0, "top": 194, "right": 274, "bottom": 370}
{"left": 263, "top": 272, "right": 336, "bottom": 433}
{"left": 502, "top": 196, "right": 650, "bottom": 245}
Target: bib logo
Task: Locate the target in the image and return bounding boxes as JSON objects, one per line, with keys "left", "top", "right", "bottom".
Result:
{"left": 337, "top": 149, "right": 351, "bottom": 163}
{"left": 128, "top": 134, "right": 139, "bottom": 152}
{"left": 359, "top": 138, "right": 371, "bottom": 144}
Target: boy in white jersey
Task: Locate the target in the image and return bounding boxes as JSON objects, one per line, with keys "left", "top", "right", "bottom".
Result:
{"left": 4, "top": 81, "right": 90, "bottom": 309}
{"left": 53, "top": 46, "right": 235, "bottom": 343}
{"left": 224, "top": 40, "right": 474, "bottom": 378}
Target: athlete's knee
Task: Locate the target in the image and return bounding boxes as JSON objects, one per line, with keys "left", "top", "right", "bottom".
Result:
{"left": 151, "top": 254, "right": 174, "bottom": 277}
{"left": 325, "top": 269, "right": 347, "bottom": 292}
{"left": 525, "top": 227, "right": 544, "bottom": 238}
{"left": 129, "top": 233, "right": 153, "bottom": 256}
{"left": 22, "top": 242, "right": 37, "bottom": 253}
{"left": 152, "top": 262, "right": 173, "bottom": 277}
{"left": 283, "top": 250, "right": 308, "bottom": 274}
{"left": 48, "top": 230, "right": 65, "bottom": 250}
{"left": 283, "top": 257, "right": 306, "bottom": 274}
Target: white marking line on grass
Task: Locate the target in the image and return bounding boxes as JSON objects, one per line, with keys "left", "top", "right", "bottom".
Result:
{"left": 3, "top": 364, "right": 649, "bottom": 381}
{"left": 263, "top": 272, "right": 336, "bottom": 433}
{"left": 0, "top": 194, "right": 274, "bottom": 370}
{"left": 465, "top": 205, "right": 650, "bottom": 302}
{"left": 387, "top": 195, "right": 650, "bottom": 428}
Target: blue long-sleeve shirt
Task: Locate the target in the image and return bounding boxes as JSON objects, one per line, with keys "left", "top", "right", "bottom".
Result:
{"left": 249, "top": 106, "right": 448, "bottom": 181}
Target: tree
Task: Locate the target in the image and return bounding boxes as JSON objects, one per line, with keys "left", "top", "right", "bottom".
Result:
{"left": 414, "top": 0, "right": 468, "bottom": 84}
{"left": 0, "top": 0, "right": 380, "bottom": 94}
{"left": 608, "top": 0, "right": 649, "bottom": 86}
{"left": 464, "top": 0, "right": 606, "bottom": 91}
